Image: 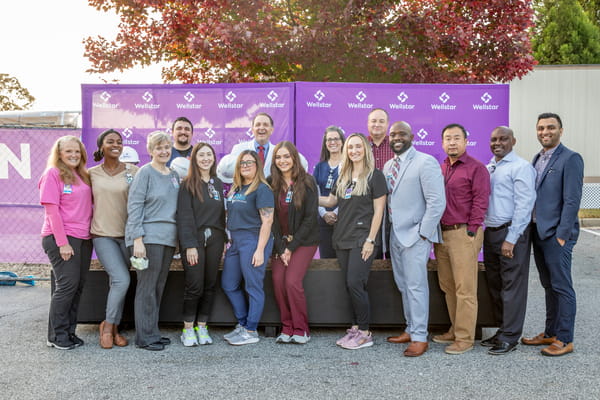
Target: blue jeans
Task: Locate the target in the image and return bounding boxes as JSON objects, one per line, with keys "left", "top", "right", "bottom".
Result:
{"left": 93, "top": 237, "right": 131, "bottom": 325}
{"left": 221, "top": 230, "right": 273, "bottom": 331}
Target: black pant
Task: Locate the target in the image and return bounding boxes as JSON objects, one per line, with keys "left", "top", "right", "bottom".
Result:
{"left": 134, "top": 244, "right": 175, "bottom": 347}
{"left": 336, "top": 247, "right": 377, "bottom": 331}
{"left": 318, "top": 218, "right": 336, "bottom": 258}
{"left": 43, "top": 235, "right": 92, "bottom": 345}
{"left": 181, "top": 229, "right": 225, "bottom": 323}
{"left": 483, "top": 225, "right": 531, "bottom": 343}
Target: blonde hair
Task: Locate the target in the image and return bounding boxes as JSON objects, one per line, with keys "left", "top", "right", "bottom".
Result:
{"left": 46, "top": 135, "right": 90, "bottom": 185}
{"left": 336, "top": 133, "right": 374, "bottom": 197}
{"left": 146, "top": 131, "right": 172, "bottom": 153}
{"left": 230, "top": 150, "right": 270, "bottom": 196}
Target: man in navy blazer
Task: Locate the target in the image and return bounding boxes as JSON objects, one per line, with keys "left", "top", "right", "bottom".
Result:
{"left": 521, "top": 113, "right": 583, "bottom": 357}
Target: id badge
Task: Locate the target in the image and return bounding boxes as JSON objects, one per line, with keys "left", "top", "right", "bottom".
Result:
{"left": 171, "top": 175, "right": 180, "bottom": 189}
{"left": 343, "top": 187, "right": 352, "bottom": 199}
{"left": 208, "top": 180, "right": 220, "bottom": 201}
{"left": 325, "top": 173, "right": 334, "bottom": 189}
{"left": 63, "top": 184, "right": 72, "bottom": 194}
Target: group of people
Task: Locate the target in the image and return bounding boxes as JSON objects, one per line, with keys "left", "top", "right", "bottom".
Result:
{"left": 39, "top": 109, "right": 583, "bottom": 357}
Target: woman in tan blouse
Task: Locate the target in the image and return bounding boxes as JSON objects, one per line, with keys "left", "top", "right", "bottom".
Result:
{"left": 89, "top": 129, "right": 138, "bottom": 349}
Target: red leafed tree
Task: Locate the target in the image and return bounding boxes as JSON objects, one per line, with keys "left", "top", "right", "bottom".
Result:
{"left": 84, "top": 0, "right": 536, "bottom": 83}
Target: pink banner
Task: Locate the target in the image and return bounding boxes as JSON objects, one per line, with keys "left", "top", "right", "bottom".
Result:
{"left": 0, "top": 128, "right": 80, "bottom": 263}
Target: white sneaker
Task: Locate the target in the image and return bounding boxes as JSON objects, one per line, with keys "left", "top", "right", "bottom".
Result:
{"left": 181, "top": 328, "right": 198, "bottom": 347}
{"left": 224, "top": 324, "right": 243, "bottom": 342}
{"left": 275, "top": 333, "right": 292, "bottom": 343}
{"left": 228, "top": 328, "right": 259, "bottom": 346}
{"left": 196, "top": 325, "right": 213, "bottom": 345}
{"left": 291, "top": 333, "right": 311, "bottom": 344}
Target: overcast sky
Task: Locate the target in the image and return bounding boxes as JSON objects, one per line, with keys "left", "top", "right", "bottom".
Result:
{"left": 2, "top": 0, "right": 163, "bottom": 111}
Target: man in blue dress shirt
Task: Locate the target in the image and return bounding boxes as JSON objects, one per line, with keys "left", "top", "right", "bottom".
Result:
{"left": 481, "top": 126, "right": 536, "bottom": 355}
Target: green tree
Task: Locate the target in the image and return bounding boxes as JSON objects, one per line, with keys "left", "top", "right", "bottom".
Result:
{"left": 533, "top": 0, "right": 600, "bottom": 64}
{"left": 580, "top": 0, "right": 600, "bottom": 27}
{"left": 0, "top": 74, "right": 35, "bottom": 111}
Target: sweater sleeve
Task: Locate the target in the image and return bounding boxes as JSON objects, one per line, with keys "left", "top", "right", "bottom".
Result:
{"left": 125, "top": 167, "right": 149, "bottom": 243}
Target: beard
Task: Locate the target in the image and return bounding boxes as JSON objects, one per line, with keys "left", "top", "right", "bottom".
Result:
{"left": 391, "top": 141, "right": 411, "bottom": 155}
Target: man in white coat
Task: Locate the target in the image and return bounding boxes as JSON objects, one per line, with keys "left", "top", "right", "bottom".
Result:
{"left": 217, "top": 112, "right": 307, "bottom": 183}
{"left": 383, "top": 121, "right": 446, "bottom": 357}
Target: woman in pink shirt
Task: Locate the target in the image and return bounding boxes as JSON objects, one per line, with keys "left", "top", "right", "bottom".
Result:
{"left": 39, "top": 135, "right": 93, "bottom": 350}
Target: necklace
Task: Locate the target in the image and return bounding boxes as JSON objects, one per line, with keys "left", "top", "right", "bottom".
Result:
{"left": 102, "top": 162, "right": 124, "bottom": 176}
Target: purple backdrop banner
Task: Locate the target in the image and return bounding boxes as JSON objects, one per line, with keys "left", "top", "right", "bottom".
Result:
{"left": 1, "top": 83, "right": 507, "bottom": 263}
{"left": 81, "top": 83, "right": 295, "bottom": 166}
{"left": 295, "top": 82, "right": 508, "bottom": 170}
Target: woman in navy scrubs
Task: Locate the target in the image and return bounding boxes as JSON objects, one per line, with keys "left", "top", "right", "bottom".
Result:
{"left": 221, "top": 150, "right": 274, "bottom": 346}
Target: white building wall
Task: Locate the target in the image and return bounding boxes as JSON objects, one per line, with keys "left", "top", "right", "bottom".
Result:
{"left": 509, "top": 65, "right": 600, "bottom": 179}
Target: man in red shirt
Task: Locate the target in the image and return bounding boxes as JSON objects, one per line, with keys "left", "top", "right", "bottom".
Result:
{"left": 433, "top": 123, "right": 490, "bottom": 355}
{"left": 367, "top": 108, "right": 394, "bottom": 171}
{"left": 367, "top": 108, "right": 394, "bottom": 259}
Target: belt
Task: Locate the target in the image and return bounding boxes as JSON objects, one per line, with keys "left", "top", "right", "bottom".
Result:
{"left": 441, "top": 223, "right": 466, "bottom": 231}
{"left": 486, "top": 222, "right": 511, "bottom": 232}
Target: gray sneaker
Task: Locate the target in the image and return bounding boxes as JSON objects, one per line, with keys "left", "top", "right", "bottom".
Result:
{"left": 181, "top": 328, "right": 198, "bottom": 347}
{"left": 228, "top": 328, "right": 260, "bottom": 346}
{"left": 291, "top": 333, "right": 310, "bottom": 344}
{"left": 224, "top": 324, "right": 243, "bottom": 342}
{"left": 275, "top": 333, "right": 292, "bottom": 343}
{"left": 196, "top": 325, "right": 213, "bottom": 345}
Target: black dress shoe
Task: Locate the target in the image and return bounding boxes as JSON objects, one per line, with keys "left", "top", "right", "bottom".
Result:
{"left": 480, "top": 334, "right": 499, "bottom": 348}
{"left": 137, "top": 342, "right": 165, "bottom": 351}
{"left": 158, "top": 337, "right": 171, "bottom": 345}
{"left": 488, "top": 341, "right": 517, "bottom": 355}
{"left": 69, "top": 334, "right": 84, "bottom": 347}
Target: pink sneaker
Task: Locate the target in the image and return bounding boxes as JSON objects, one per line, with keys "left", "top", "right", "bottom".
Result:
{"left": 336, "top": 327, "right": 359, "bottom": 347}
{"left": 341, "top": 330, "right": 374, "bottom": 350}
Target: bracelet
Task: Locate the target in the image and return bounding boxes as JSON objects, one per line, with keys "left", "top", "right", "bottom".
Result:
{"left": 365, "top": 238, "right": 375, "bottom": 244}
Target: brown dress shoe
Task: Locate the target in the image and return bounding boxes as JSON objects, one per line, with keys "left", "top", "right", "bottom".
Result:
{"left": 99, "top": 321, "right": 113, "bottom": 349}
{"left": 404, "top": 341, "right": 428, "bottom": 357}
{"left": 387, "top": 332, "right": 411, "bottom": 344}
{"left": 541, "top": 340, "right": 574, "bottom": 357}
{"left": 432, "top": 331, "right": 455, "bottom": 344}
{"left": 112, "top": 324, "right": 128, "bottom": 347}
{"left": 445, "top": 341, "right": 473, "bottom": 355}
{"left": 521, "top": 333, "right": 556, "bottom": 346}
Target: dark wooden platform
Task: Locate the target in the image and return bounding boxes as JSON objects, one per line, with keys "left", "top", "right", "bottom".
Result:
{"left": 77, "top": 258, "right": 495, "bottom": 335}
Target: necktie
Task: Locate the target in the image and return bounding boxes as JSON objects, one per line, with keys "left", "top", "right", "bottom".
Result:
{"left": 388, "top": 156, "right": 401, "bottom": 191}
{"left": 258, "top": 146, "right": 265, "bottom": 165}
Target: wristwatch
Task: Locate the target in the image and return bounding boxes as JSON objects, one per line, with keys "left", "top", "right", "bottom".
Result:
{"left": 365, "top": 238, "right": 375, "bottom": 244}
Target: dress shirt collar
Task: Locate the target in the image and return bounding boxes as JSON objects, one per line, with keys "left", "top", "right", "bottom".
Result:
{"left": 489, "top": 150, "right": 517, "bottom": 166}
{"left": 368, "top": 135, "right": 389, "bottom": 148}
{"left": 398, "top": 146, "right": 415, "bottom": 162}
{"left": 538, "top": 145, "right": 557, "bottom": 157}
{"left": 253, "top": 140, "right": 270, "bottom": 153}
{"left": 444, "top": 151, "right": 469, "bottom": 167}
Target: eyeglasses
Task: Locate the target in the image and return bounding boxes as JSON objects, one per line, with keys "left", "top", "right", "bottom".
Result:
{"left": 326, "top": 138, "right": 341, "bottom": 143}
{"left": 239, "top": 160, "right": 257, "bottom": 167}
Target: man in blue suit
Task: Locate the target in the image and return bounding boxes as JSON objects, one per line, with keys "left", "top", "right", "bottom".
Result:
{"left": 521, "top": 113, "right": 583, "bottom": 357}
{"left": 383, "top": 121, "right": 446, "bottom": 357}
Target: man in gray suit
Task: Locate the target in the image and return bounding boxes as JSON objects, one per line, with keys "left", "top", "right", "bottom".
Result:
{"left": 383, "top": 121, "right": 446, "bottom": 357}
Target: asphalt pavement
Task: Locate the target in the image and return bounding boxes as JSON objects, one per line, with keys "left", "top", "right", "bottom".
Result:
{"left": 1, "top": 230, "right": 599, "bottom": 400}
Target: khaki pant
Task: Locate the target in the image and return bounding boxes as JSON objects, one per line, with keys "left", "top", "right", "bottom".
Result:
{"left": 433, "top": 226, "right": 483, "bottom": 344}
